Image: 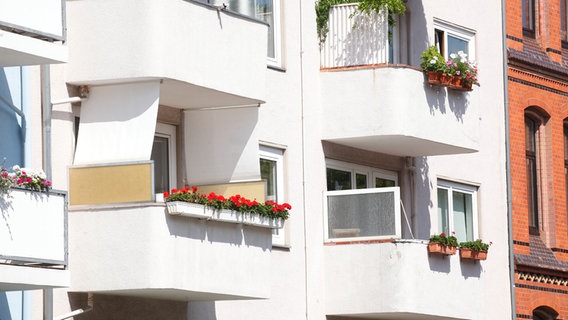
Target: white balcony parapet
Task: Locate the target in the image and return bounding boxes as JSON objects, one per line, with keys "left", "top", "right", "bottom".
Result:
{"left": 0, "top": 188, "right": 67, "bottom": 265}
{"left": 70, "top": 204, "right": 273, "bottom": 300}
{"left": 320, "top": 3, "right": 388, "bottom": 69}
{"left": 0, "top": 188, "right": 69, "bottom": 290}
{"left": 324, "top": 187, "right": 401, "bottom": 242}
{"left": 0, "top": 0, "right": 67, "bottom": 66}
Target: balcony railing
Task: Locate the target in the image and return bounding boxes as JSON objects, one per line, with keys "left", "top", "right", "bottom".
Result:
{"left": 324, "top": 187, "right": 401, "bottom": 242}
{"left": 320, "top": 3, "right": 388, "bottom": 69}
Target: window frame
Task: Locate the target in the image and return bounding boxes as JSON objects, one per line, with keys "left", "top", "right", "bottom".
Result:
{"left": 523, "top": 0, "right": 536, "bottom": 38}
{"left": 525, "top": 113, "right": 542, "bottom": 233}
{"left": 326, "top": 159, "right": 398, "bottom": 191}
{"left": 433, "top": 20, "right": 476, "bottom": 61}
{"left": 436, "top": 180, "right": 479, "bottom": 243}
{"left": 259, "top": 144, "right": 286, "bottom": 246}
{"left": 153, "top": 123, "right": 177, "bottom": 196}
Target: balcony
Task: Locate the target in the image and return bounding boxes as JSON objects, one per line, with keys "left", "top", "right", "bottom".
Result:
{"left": 0, "top": 189, "right": 69, "bottom": 290}
{"left": 0, "top": 0, "right": 67, "bottom": 66}
{"left": 69, "top": 203, "right": 273, "bottom": 301}
{"left": 66, "top": 0, "right": 267, "bottom": 109}
{"left": 319, "top": 4, "right": 479, "bottom": 157}
{"left": 68, "top": 162, "right": 273, "bottom": 301}
{"left": 324, "top": 241, "right": 484, "bottom": 319}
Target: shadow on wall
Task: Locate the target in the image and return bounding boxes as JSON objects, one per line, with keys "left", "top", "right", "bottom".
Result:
{"left": 0, "top": 292, "right": 14, "bottom": 320}
{"left": 68, "top": 293, "right": 190, "bottom": 320}
{"left": 414, "top": 156, "right": 433, "bottom": 240}
{"left": 187, "top": 301, "right": 217, "bottom": 320}
{"left": 0, "top": 68, "right": 24, "bottom": 167}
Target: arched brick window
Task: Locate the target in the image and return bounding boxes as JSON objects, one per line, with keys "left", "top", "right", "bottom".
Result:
{"left": 533, "top": 305, "right": 558, "bottom": 320}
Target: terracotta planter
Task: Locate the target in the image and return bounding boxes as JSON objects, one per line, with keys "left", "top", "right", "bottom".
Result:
{"left": 439, "top": 73, "right": 452, "bottom": 86}
{"left": 427, "top": 71, "right": 441, "bottom": 85}
{"left": 462, "top": 81, "right": 473, "bottom": 91}
{"left": 428, "top": 242, "right": 457, "bottom": 255}
{"left": 449, "top": 75, "right": 462, "bottom": 89}
{"left": 459, "top": 248, "right": 487, "bottom": 260}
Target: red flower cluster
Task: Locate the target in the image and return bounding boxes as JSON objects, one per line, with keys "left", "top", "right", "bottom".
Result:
{"left": 163, "top": 186, "right": 292, "bottom": 220}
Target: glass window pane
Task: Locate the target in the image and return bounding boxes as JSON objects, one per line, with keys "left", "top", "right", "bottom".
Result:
{"left": 437, "top": 188, "right": 449, "bottom": 235}
{"left": 327, "top": 191, "right": 396, "bottom": 238}
{"left": 447, "top": 35, "right": 468, "bottom": 56}
{"left": 256, "top": 0, "right": 275, "bottom": 58}
{"left": 452, "top": 191, "right": 473, "bottom": 242}
{"left": 151, "top": 136, "right": 169, "bottom": 194}
{"left": 376, "top": 177, "right": 395, "bottom": 188}
{"left": 260, "top": 158, "right": 277, "bottom": 201}
{"left": 356, "top": 173, "right": 367, "bottom": 189}
{"left": 327, "top": 168, "right": 352, "bottom": 191}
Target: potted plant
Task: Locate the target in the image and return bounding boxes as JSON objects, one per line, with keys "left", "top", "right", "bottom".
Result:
{"left": 459, "top": 239, "right": 492, "bottom": 260}
{"left": 420, "top": 46, "right": 446, "bottom": 85}
{"left": 419, "top": 47, "right": 480, "bottom": 91}
{"left": 428, "top": 232, "right": 458, "bottom": 255}
{"left": 0, "top": 165, "right": 52, "bottom": 194}
{"left": 315, "top": 0, "right": 406, "bottom": 45}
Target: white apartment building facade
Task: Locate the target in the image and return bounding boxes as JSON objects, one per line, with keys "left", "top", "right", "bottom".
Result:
{"left": 0, "top": 0, "right": 511, "bottom": 319}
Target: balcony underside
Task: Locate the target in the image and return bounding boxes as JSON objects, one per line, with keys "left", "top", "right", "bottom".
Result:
{"left": 70, "top": 204, "right": 273, "bottom": 301}
{"left": 0, "top": 30, "right": 67, "bottom": 67}
{"left": 325, "top": 134, "right": 476, "bottom": 157}
{"left": 0, "top": 264, "right": 69, "bottom": 291}
{"left": 320, "top": 66, "right": 479, "bottom": 157}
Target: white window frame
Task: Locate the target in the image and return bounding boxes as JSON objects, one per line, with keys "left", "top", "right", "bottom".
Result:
{"left": 265, "top": 0, "right": 282, "bottom": 67}
{"left": 154, "top": 123, "right": 177, "bottom": 195}
{"left": 326, "top": 159, "right": 398, "bottom": 190}
{"left": 259, "top": 144, "right": 286, "bottom": 246}
{"left": 433, "top": 19, "right": 476, "bottom": 61}
{"left": 436, "top": 180, "right": 478, "bottom": 243}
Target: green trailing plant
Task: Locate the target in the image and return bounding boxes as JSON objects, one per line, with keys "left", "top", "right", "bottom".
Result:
{"left": 429, "top": 232, "right": 458, "bottom": 247}
{"left": 459, "top": 239, "right": 492, "bottom": 252}
{"left": 315, "top": 0, "right": 406, "bottom": 45}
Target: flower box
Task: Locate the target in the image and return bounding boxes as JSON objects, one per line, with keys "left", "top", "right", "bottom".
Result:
{"left": 166, "top": 201, "right": 213, "bottom": 219}
{"left": 242, "top": 214, "right": 285, "bottom": 229}
{"left": 459, "top": 248, "right": 487, "bottom": 260}
{"left": 213, "top": 209, "right": 242, "bottom": 224}
{"left": 427, "top": 242, "right": 457, "bottom": 255}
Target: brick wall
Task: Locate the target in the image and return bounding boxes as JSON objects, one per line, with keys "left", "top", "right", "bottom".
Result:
{"left": 507, "top": 0, "right": 568, "bottom": 318}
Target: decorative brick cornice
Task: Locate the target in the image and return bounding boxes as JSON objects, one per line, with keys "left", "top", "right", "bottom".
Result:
{"left": 517, "top": 271, "right": 568, "bottom": 287}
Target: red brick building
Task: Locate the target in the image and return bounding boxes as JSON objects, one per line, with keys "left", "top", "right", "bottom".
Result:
{"left": 507, "top": 0, "right": 568, "bottom": 318}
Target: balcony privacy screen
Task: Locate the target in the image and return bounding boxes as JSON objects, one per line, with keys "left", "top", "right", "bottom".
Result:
{"left": 325, "top": 187, "right": 401, "bottom": 240}
{"left": 320, "top": 3, "right": 388, "bottom": 68}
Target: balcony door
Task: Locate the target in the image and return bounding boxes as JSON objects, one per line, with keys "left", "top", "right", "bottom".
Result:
{"left": 152, "top": 123, "right": 176, "bottom": 195}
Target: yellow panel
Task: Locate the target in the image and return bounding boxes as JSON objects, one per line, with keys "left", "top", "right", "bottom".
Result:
{"left": 69, "top": 162, "right": 153, "bottom": 206}
{"left": 196, "top": 181, "right": 266, "bottom": 203}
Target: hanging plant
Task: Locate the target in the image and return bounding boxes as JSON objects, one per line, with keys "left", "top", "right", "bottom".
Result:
{"left": 315, "top": 0, "right": 406, "bottom": 45}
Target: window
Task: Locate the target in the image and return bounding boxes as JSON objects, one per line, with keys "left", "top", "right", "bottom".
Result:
{"left": 523, "top": 0, "right": 536, "bottom": 37}
{"left": 565, "top": 122, "right": 568, "bottom": 218}
{"left": 326, "top": 159, "right": 397, "bottom": 191}
{"left": 324, "top": 160, "right": 401, "bottom": 241}
{"left": 526, "top": 115, "right": 540, "bottom": 230}
{"left": 259, "top": 145, "right": 285, "bottom": 245}
{"left": 207, "top": 0, "right": 281, "bottom": 66}
{"left": 152, "top": 123, "right": 177, "bottom": 195}
{"left": 434, "top": 20, "right": 475, "bottom": 61}
{"left": 437, "top": 181, "right": 478, "bottom": 243}
{"left": 533, "top": 306, "right": 559, "bottom": 320}
{"left": 562, "top": 0, "right": 568, "bottom": 43}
